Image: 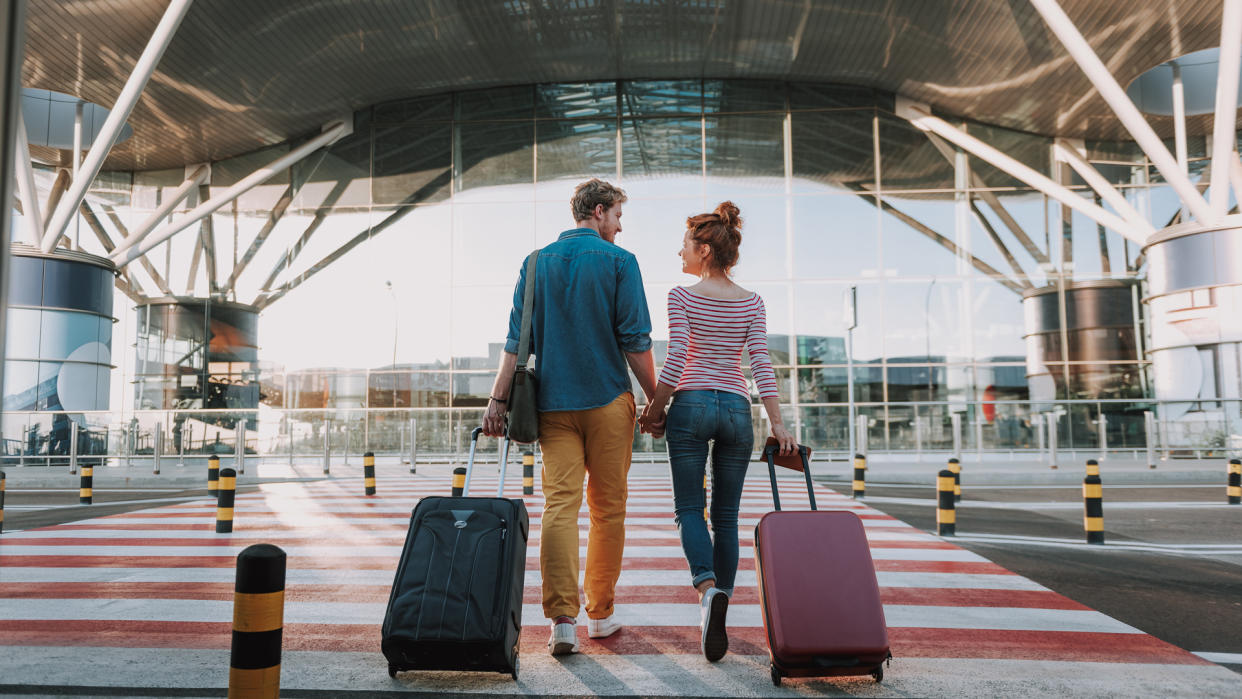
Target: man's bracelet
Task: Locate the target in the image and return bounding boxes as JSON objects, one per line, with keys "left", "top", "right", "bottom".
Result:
{"left": 490, "top": 396, "right": 507, "bottom": 403}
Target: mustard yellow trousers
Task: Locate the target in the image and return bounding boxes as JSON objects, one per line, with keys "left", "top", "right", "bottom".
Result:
{"left": 537, "top": 392, "right": 635, "bottom": 620}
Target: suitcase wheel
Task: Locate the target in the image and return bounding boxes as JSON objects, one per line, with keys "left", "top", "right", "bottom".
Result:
{"left": 770, "top": 666, "right": 782, "bottom": 687}
{"left": 388, "top": 664, "right": 398, "bottom": 679}
{"left": 511, "top": 657, "right": 520, "bottom": 681}
{"left": 871, "top": 665, "right": 884, "bottom": 683}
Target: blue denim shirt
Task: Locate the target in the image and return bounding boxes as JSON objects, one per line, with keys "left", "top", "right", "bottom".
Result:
{"left": 505, "top": 228, "right": 652, "bottom": 412}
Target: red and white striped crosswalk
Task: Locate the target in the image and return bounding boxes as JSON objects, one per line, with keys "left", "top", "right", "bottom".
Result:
{"left": 0, "top": 468, "right": 1236, "bottom": 696}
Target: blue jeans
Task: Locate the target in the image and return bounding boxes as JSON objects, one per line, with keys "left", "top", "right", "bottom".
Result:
{"left": 665, "top": 390, "right": 754, "bottom": 594}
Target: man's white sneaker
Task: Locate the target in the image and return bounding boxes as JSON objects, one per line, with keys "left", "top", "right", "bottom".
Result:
{"left": 587, "top": 614, "right": 622, "bottom": 639}
{"left": 548, "top": 619, "right": 580, "bottom": 656}
{"left": 700, "top": 587, "right": 729, "bottom": 662}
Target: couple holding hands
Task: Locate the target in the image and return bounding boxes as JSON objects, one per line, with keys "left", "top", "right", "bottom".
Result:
{"left": 481, "top": 178, "right": 795, "bottom": 663}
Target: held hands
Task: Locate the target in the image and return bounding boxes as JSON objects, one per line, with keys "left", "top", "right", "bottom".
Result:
{"left": 638, "top": 402, "right": 666, "bottom": 438}
{"left": 482, "top": 398, "right": 507, "bottom": 438}
{"left": 771, "top": 422, "right": 796, "bottom": 456}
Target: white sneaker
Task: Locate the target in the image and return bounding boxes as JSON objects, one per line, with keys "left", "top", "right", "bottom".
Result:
{"left": 700, "top": 587, "right": 729, "bottom": 662}
{"left": 587, "top": 614, "right": 622, "bottom": 638}
{"left": 548, "top": 619, "right": 580, "bottom": 656}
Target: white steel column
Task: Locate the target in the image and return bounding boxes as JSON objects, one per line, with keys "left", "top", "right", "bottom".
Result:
{"left": 112, "top": 121, "right": 348, "bottom": 268}
{"left": 1171, "top": 62, "right": 1189, "bottom": 174}
{"left": 13, "top": 109, "right": 43, "bottom": 243}
{"left": 108, "top": 164, "right": 209, "bottom": 259}
{"left": 898, "top": 98, "right": 1151, "bottom": 243}
{"left": 1054, "top": 139, "right": 1150, "bottom": 230}
{"left": 40, "top": 0, "right": 195, "bottom": 251}
{"left": 1210, "top": 0, "right": 1242, "bottom": 218}
{"left": 1028, "top": 0, "right": 1213, "bottom": 224}
{"left": 1229, "top": 150, "right": 1242, "bottom": 206}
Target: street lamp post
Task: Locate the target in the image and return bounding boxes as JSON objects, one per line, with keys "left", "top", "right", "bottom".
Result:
{"left": 845, "top": 286, "right": 858, "bottom": 460}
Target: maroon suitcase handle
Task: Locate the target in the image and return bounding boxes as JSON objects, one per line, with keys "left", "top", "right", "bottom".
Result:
{"left": 762, "top": 444, "right": 816, "bottom": 511}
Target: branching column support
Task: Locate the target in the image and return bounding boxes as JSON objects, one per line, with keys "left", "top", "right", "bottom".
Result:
{"left": 13, "top": 108, "right": 42, "bottom": 243}
{"left": 898, "top": 97, "right": 1151, "bottom": 245}
{"left": 40, "top": 0, "right": 196, "bottom": 251}
{"left": 1028, "top": 0, "right": 1211, "bottom": 225}
{"left": 111, "top": 120, "right": 349, "bottom": 269}
{"left": 108, "top": 164, "right": 209, "bottom": 260}
{"left": 1053, "top": 139, "right": 1150, "bottom": 230}
{"left": 1210, "top": 0, "right": 1242, "bottom": 218}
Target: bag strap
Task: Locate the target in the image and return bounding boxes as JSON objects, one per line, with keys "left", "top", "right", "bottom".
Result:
{"left": 516, "top": 249, "right": 540, "bottom": 370}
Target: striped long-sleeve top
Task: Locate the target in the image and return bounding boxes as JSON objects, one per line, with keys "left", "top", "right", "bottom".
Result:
{"left": 656, "top": 286, "right": 780, "bottom": 400}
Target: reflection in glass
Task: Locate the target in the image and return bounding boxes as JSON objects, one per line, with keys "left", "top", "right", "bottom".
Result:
{"left": 456, "top": 120, "right": 534, "bottom": 194}
{"left": 537, "top": 83, "right": 618, "bottom": 119}
{"left": 621, "top": 118, "right": 702, "bottom": 178}
{"left": 536, "top": 120, "right": 617, "bottom": 187}
{"left": 792, "top": 194, "right": 879, "bottom": 278}
{"left": 791, "top": 110, "right": 875, "bottom": 192}
{"left": 623, "top": 80, "right": 702, "bottom": 116}
{"left": 705, "top": 115, "right": 784, "bottom": 179}
{"left": 373, "top": 122, "right": 452, "bottom": 205}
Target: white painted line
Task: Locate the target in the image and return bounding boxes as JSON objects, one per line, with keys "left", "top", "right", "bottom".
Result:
{"left": 0, "top": 543, "right": 980, "bottom": 562}
{"left": 0, "top": 598, "right": 1141, "bottom": 634}
{"left": 1194, "top": 651, "right": 1242, "bottom": 664}
{"left": 857, "top": 496, "right": 1242, "bottom": 510}
{"left": 953, "top": 534, "right": 1242, "bottom": 556}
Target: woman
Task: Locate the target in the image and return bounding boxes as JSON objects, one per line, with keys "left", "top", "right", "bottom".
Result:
{"left": 639, "top": 201, "right": 795, "bottom": 662}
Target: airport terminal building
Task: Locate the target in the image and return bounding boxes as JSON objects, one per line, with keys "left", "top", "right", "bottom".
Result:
{"left": 2, "top": 0, "right": 1241, "bottom": 460}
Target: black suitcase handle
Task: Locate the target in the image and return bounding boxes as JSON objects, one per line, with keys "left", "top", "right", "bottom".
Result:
{"left": 762, "top": 444, "right": 816, "bottom": 512}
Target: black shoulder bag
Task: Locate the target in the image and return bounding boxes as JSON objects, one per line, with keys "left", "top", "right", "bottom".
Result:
{"left": 506, "top": 250, "right": 540, "bottom": 443}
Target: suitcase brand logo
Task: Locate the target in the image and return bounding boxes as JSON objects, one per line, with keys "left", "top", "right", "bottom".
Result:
{"left": 450, "top": 510, "right": 474, "bottom": 528}
{"left": 454, "top": 520, "right": 467, "bottom": 528}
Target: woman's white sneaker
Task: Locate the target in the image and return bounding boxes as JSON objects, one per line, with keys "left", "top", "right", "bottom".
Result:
{"left": 700, "top": 587, "right": 729, "bottom": 662}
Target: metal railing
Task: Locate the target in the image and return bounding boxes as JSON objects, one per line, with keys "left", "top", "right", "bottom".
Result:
{"left": 2, "top": 399, "right": 1239, "bottom": 468}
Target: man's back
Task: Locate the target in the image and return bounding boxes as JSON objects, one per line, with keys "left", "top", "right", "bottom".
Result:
{"left": 504, "top": 227, "right": 652, "bottom": 412}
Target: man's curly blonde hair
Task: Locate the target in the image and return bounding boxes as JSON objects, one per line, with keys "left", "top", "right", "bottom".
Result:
{"left": 571, "top": 178, "right": 628, "bottom": 222}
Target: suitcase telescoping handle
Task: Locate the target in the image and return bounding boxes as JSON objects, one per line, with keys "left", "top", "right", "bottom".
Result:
{"left": 464, "top": 426, "right": 511, "bottom": 497}
{"left": 762, "top": 443, "right": 816, "bottom": 512}
{"left": 464, "top": 427, "right": 483, "bottom": 496}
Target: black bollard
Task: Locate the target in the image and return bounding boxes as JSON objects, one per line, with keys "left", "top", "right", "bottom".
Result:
{"left": 451, "top": 467, "right": 466, "bottom": 497}
{"left": 522, "top": 450, "right": 535, "bottom": 495}
{"left": 229, "top": 543, "right": 286, "bottom": 698}
{"left": 217, "top": 468, "right": 236, "bottom": 534}
{"left": 79, "top": 465, "right": 93, "bottom": 505}
{"left": 948, "top": 457, "right": 961, "bottom": 503}
{"left": 1228, "top": 459, "right": 1240, "bottom": 505}
{"left": 937, "top": 469, "right": 955, "bottom": 536}
{"left": 0, "top": 470, "right": 5, "bottom": 533}
{"left": 208, "top": 454, "right": 220, "bottom": 499}
{"left": 1083, "top": 473, "right": 1104, "bottom": 544}
{"left": 363, "top": 451, "right": 376, "bottom": 496}
{"left": 852, "top": 453, "right": 866, "bottom": 499}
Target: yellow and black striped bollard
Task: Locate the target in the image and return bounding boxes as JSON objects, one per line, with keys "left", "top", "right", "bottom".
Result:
{"left": 1227, "top": 458, "right": 1240, "bottom": 505}
{"left": 1086, "top": 458, "right": 1100, "bottom": 477}
{"left": 229, "top": 543, "right": 286, "bottom": 698}
{"left": 0, "top": 470, "right": 6, "bottom": 533}
{"left": 522, "top": 451, "right": 535, "bottom": 495}
{"left": 208, "top": 454, "right": 221, "bottom": 499}
{"left": 948, "top": 457, "right": 961, "bottom": 503}
{"left": 936, "top": 469, "right": 955, "bottom": 536}
{"left": 217, "top": 468, "right": 237, "bottom": 534}
{"left": 852, "top": 453, "right": 866, "bottom": 499}
{"left": 451, "top": 467, "right": 466, "bottom": 497}
{"left": 79, "top": 465, "right": 93, "bottom": 505}
{"left": 1083, "top": 472, "right": 1104, "bottom": 544}
{"left": 363, "top": 451, "right": 376, "bottom": 496}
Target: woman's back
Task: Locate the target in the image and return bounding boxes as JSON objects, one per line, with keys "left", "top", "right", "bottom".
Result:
{"left": 658, "top": 285, "right": 780, "bottom": 401}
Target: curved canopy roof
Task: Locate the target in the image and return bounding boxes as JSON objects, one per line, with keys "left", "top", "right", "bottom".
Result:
{"left": 22, "top": 0, "right": 1226, "bottom": 171}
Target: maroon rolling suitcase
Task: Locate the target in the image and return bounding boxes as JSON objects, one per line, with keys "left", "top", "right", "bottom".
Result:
{"left": 754, "top": 441, "right": 891, "bottom": 686}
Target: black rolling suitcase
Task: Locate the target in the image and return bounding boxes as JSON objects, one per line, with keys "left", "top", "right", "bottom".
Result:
{"left": 382, "top": 427, "right": 529, "bottom": 679}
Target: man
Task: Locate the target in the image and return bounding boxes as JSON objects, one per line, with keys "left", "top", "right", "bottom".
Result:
{"left": 483, "top": 178, "right": 657, "bottom": 656}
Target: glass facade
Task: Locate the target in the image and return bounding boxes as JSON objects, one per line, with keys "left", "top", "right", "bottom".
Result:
{"left": 36, "top": 79, "right": 1186, "bottom": 454}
